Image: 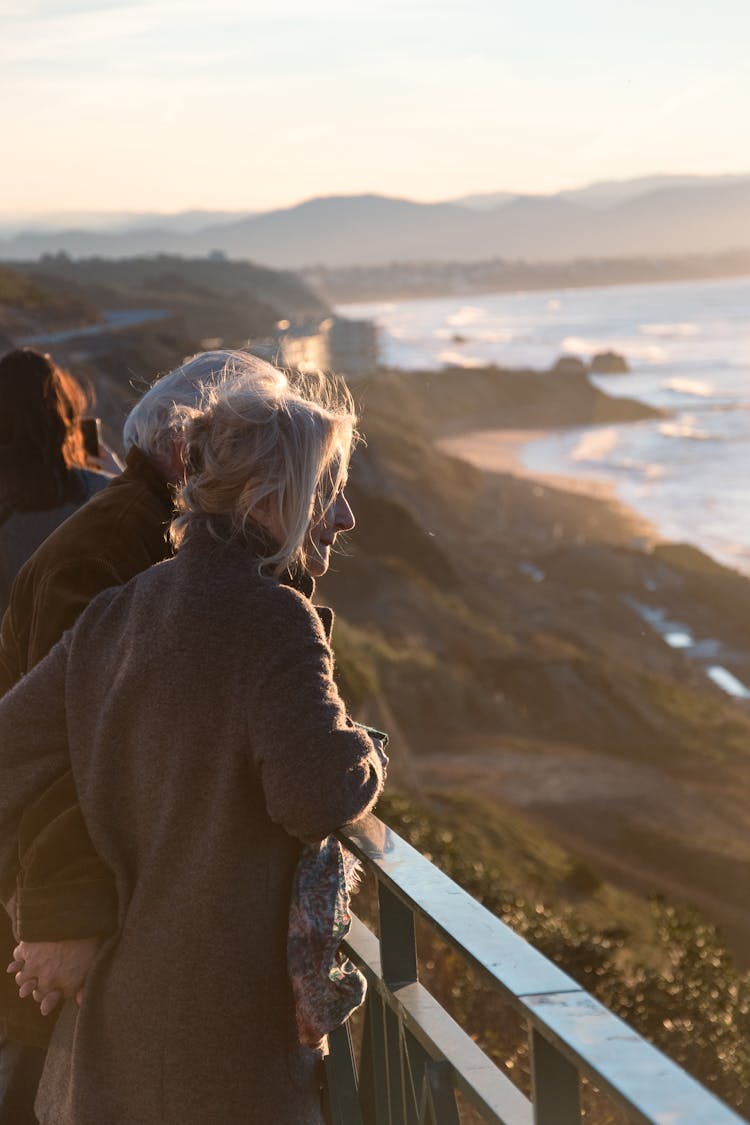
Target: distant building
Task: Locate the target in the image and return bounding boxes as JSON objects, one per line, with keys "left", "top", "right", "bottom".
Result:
{"left": 276, "top": 319, "right": 331, "bottom": 374}
{"left": 324, "top": 317, "right": 379, "bottom": 377}
{"left": 249, "top": 315, "right": 379, "bottom": 379}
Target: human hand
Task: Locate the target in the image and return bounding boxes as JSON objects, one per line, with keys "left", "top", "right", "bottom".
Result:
{"left": 7, "top": 937, "right": 101, "bottom": 1015}
{"left": 88, "top": 442, "right": 124, "bottom": 475}
{"left": 370, "top": 736, "right": 389, "bottom": 772}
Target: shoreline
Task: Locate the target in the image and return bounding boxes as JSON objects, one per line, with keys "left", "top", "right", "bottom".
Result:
{"left": 328, "top": 264, "right": 750, "bottom": 307}
{"left": 438, "top": 426, "right": 660, "bottom": 547}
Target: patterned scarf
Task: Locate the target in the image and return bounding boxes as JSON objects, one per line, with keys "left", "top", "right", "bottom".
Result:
{"left": 288, "top": 724, "right": 388, "bottom": 1050}
{"left": 288, "top": 836, "right": 366, "bottom": 1050}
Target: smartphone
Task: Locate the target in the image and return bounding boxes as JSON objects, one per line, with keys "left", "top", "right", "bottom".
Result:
{"left": 80, "top": 417, "right": 102, "bottom": 459}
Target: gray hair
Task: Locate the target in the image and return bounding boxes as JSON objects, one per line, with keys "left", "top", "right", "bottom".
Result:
{"left": 122, "top": 350, "right": 287, "bottom": 471}
{"left": 171, "top": 372, "right": 357, "bottom": 576}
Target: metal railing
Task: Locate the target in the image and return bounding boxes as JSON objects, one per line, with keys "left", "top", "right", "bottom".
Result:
{"left": 324, "top": 815, "right": 744, "bottom": 1125}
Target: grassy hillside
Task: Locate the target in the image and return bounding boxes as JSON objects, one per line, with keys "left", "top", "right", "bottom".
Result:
{"left": 5, "top": 254, "right": 329, "bottom": 346}
{"left": 372, "top": 789, "right": 750, "bottom": 1117}
{"left": 0, "top": 263, "right": 99, "bottom": 338}
{"left": 365, "top": 364, "right": 662, "bottom": 434}
{"left": 0, "top": 253, "right": 332, "bottom": 453}
{"left": 321, "top": 367, "right": 750, "bottom": 991}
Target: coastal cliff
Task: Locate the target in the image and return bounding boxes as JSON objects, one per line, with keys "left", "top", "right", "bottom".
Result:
{"left": 322, "top": 366, "right": 750, "bottom": 957}
{"left": 320, "top": 362, "right": 750, "bottom": 1111}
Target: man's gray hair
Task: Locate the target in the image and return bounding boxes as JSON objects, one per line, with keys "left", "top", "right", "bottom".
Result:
{"left": 122, "top": 350, "right": 287, "bottom": 470}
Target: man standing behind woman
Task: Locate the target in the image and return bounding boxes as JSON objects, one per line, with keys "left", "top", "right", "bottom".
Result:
{"left": 0, "top": 363, "right": 385, "bottom": 1122}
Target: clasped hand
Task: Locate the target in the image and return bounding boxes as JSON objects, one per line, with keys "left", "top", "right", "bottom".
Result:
{"left": 6, "top": 937, "right": 100, "bottom": 1015}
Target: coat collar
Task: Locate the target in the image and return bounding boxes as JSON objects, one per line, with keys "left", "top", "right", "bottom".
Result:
{"left": 119, "top": 447, "right": 174, "bottom": 516}
{"left": 178, "top": 515, "right": 332, "bottom": 636}
{"left": 179, "top": 513, "right": 317, "bottom": 601}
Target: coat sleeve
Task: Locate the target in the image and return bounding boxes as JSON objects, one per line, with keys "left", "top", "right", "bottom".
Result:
{"left": 247, "top": 587, "right": 387, "bottom": 844}
{"left": 0, "top": 559, "right": 122, "bottom": 941}
{"left": 25, "top": 559, "right": 123, "bottom": 670}
{"left": 14, "top": 775, "right": 119, "bottom": 940}
{"left": 0, "top": 641, "right": 72, "bottom": 937}
{"left": 0, "top": 557, "right": 121, "bottom": 693}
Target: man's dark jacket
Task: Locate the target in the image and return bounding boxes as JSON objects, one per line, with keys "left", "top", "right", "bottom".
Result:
{"left": 0, "top": 447, "right": 173, "bottom": 1045}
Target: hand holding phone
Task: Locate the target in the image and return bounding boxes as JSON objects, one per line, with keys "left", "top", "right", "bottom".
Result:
{"left": 80, "top": 417, "right": 102, "bottom": 459}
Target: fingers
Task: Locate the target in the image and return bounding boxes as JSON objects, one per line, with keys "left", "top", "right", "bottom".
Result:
{"left": 40, "top": 990, "right": 62, "bottom": 1017}
{"left": 8, "top": 937, "right": 97, "bottom": 1010}
{"left": 15, "top": 974, "right": 63, "bottom": 1013}
{"left": 15, "top": 964, "right": 38, "bottom": 988}
{"left": 7, "top": 967, "right": 69, "bottom": 1013}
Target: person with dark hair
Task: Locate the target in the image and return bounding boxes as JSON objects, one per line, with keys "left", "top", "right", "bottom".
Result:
{"left": 0, "top": 349, "right": 110, "bottom": 614}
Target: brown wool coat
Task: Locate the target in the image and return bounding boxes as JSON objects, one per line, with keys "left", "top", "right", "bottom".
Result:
{"left": 0, "top": 522, "right": 386, "bottom": 1124}
{"left": 0, "top": 447, "right": 174, "bottom": 1047}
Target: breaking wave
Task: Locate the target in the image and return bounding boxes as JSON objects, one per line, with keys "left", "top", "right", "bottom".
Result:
{"left": 662, "top": 377, "right": 714, "bottom": 397}
{"left": 569, "top": 428, "right": 619, "bottom": 463}
{"left": 445, "top": 306, "right": 486, "bottom": 328}
{"left": 659, "top": 421, "right": 711, "bottom": 441}
{"left": 640, "top": 322, "right": 700, "bottom": 338}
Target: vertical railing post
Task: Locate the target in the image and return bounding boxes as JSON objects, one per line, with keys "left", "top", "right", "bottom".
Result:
{"left": 358, "top": 992, "right": 390, "bottom": 1125}
{"left": 378, "top": 882, "right": 418, "bottom": 988}
{"left": 422, "top": 1060, "right": 461, "bottom": 1125}
{"left": 324, "top": 1021, "right": 365, "bottom": 1125}
{"left": 378, "top": 882, "right": 418, "bottom": 1123}
{"left": 530, "top": 1028, "right": 581, "bottom": 1125}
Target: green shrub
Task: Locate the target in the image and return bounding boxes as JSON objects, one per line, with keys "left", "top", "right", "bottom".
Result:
{"left": 376, "top": 791, "right": 750, "bottom": 1115}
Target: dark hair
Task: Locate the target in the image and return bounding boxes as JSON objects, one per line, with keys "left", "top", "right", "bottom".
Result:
{"left": 0, "top": 348, "right": 90, "bottom": 511}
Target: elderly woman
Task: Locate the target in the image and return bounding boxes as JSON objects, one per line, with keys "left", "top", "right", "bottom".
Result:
{"left": 0, "top": 348, "right": 110, "bottom": 614}
{"left": 0, "top": 373, "right": 386, "bottom": 1124}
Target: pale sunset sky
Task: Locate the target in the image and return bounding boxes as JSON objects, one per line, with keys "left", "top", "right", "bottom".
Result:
{"left": 2, "top": 0, "right": 749, "bottom": 217}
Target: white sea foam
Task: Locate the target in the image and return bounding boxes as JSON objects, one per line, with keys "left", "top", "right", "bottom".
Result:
{"left": 437, "top": 349, "right": 483, "bottom": 368}
{"left": 560, "top": 335, "right": 601, "bottom": 355}
{"left": 569, "top": 428, "right": 619, "bottom": 463}
{"left": 561, "top": 335, "right": 668, "bottom": 364}
{"left": 662, "top": 377, "right": 714, "bottom": 397}
{"left": 640, "top": 322, "right": 700, "bottom": 337}
{"left": 659, "top": 421, "right": 711, "bottom": 441}
{"left": 336, "top": 276, "right": 750, "bottom": 576}
{"left": 446, "top": 306, "right": 485, "bottom": 327}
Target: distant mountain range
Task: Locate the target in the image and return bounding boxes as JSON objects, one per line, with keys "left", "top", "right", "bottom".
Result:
{"left": 1, "top": 174, "right": 749, "bottom": 268}
{"left": 0, "top": 209, "right": 257, "bottom": 237}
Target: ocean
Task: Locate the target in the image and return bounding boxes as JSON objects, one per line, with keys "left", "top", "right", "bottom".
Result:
{"left": 337, "top": 275, "right": 750, "bottom": 576}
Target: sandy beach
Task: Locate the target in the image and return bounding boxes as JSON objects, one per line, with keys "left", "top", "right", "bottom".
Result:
{"left": 438, "top": 427, "right": 613, "bottom": 497}
{"left": 438, "top": 427, "right": 660, "bottom": 544}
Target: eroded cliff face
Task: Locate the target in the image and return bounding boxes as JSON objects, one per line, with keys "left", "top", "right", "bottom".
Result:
{"left": 319, "top": 367, "right": 750, "bottom": 964}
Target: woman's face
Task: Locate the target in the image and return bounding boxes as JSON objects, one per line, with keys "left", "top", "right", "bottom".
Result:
{"left": 303, "top": 487, "right": 355, "bottom": 577}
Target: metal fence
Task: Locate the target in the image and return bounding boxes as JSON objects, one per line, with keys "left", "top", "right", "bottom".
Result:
{"left": 323, "top": 815, "right": 744, "bottom": 1125}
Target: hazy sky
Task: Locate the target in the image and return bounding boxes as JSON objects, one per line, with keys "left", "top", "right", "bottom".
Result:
{"left": 3, "top": 0, "right": 750, "bottom": 216}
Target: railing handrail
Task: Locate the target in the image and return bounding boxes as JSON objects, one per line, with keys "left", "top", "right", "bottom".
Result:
{"left": 336, "top": 814, "right": 745, "bottom": 1125}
